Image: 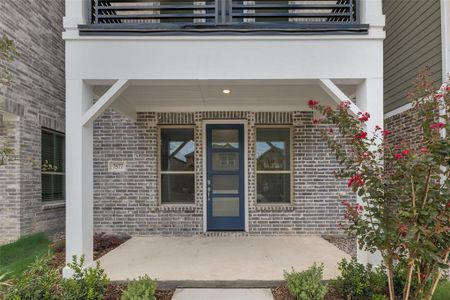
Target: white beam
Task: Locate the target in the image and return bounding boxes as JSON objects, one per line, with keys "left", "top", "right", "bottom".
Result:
{"left": 111, "top": 97, "right": 137, "bottom": 123}
{"left": 318, "top": 79, "right": 362, "bottom": 115}
{"left": 81, "top": 79, "right": 129, "bottom": 127}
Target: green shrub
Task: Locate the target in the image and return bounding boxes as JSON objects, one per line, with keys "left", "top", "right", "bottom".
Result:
{"left": 284, "top": 263, "right": 327, "bottom": 300}
{"left": 121, "top": 275, "right": 157, "bottom": 300}
{"left": 433, "top": 279, "right": 450, "bottom": 300}
{"left": 332, "top": 258, "right": 387, "bottom": 300}
{"left": 63, "top": 255, "right": 109, "bottom": 300}
{"left": 371, "top": 294, "right": 387, "bottom": 300}
{"left": 3, "top": 254, "right": 63, "bottom": 300}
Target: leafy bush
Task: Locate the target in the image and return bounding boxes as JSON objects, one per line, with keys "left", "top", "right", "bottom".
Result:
{"left": 121, "top": 275, "right": 157, "bottom": 300}
{"left": 332, "top": 258, "right": 387, "bottom": 300}
{"left": 371, "top": 295, "right": 387, "bottom": 300}
{"left": 63, "top": 255, "right": 109, "bottom": 300}
{"left": 309, "top": 72, "right": 450, "bottom": 299}
{"left": 3, "top": 254, "right": 63, "bottom": 300}
{"left": 284, "top": 263, "right": 327, "bottom": 300}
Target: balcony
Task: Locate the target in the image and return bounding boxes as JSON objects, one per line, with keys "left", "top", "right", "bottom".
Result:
{"left": 78, "top": 0, "right": 369, "bottom": 35}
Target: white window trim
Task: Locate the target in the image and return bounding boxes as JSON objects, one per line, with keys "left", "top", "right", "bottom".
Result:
{"left": 255, "top": 125, "right": 294, "bottom": 206}
{"left": 157, "top": 125, "right": 196, "bottom": 206}
{"left": 41, "top": 128, "right": 65, "bottom": 202}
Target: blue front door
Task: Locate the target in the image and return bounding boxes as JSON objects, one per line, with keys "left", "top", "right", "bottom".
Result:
{"left": 206, "top": 124, "right": 245, "bottom": 231}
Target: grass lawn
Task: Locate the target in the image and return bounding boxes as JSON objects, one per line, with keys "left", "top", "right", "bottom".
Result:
{"left": 0, "top": 233, "right": 52, "bottom": 279}
{"left": 433, "top": 279, "right": 450, "bottom": 300}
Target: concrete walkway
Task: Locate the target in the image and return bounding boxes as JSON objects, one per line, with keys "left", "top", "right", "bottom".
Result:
{"left": 97, "top": 236, "right": 350, "bottom": 287}
{"left": 172, "top": 289, "right": 274, "bottom": 300}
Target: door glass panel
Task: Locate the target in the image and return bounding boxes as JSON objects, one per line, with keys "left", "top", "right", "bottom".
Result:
{"left": 212, "top": 152, "right": 239, "bottom": 171}
{"left": 212, "top": 175, "right": 239, "bottom": 194}
{"left": 212, "top": 129, "right": 239, "bottom": 149}
{"left": 212, "top": 197, "right": 240, "bottom": 217}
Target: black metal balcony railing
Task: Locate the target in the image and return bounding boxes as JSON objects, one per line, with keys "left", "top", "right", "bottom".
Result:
{"left": 79, "top": 0, "right": 368, "bottom": 35}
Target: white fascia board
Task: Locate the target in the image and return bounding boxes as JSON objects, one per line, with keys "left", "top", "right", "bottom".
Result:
{"left": 384, "top": 103, "right": 413, "bottom": 119}
{"left": 66, "top": 39, "right": 383, "bottom": 81}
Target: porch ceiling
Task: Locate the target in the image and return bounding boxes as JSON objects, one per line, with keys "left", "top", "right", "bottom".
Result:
{"left": 91, "top": 79, "right": 357, "bottom": 112}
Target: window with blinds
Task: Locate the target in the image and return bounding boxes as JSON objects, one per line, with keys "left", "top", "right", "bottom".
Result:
{"left": 41, "top": 129, "right": 65, "bottom": 202}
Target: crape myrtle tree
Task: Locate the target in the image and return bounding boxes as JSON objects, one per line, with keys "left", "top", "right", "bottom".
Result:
{"left": 308, "top": 73, "right": 449, "bottom": 300}
{"left": 0, "top": 34, "right": 18, "bottom": 166}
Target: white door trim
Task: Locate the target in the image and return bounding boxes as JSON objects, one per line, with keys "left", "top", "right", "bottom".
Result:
{"left": 202, "top": 119, "right": 249, "bottom": 233}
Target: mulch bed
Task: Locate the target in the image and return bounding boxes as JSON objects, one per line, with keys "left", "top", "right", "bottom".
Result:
{"left": 272, "top": 283, "right": 343, "bottom": 300}
{"left": 322, "top": 235, "right": 357, "bottom": 258}
{"left": 49, "top": 234, "right": 174, "bottom": 299}
{"left": 93, "top": 232, "right": 131, "bottom": 260}
{"left": 104, "top": 283, "right": 174, "bottom": 300}
{"left": 50, "top": 232, "right": 131, "bottom": 271}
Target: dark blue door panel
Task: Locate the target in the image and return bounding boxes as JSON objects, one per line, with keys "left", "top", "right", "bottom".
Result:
{"left": 206, "top": 124, "right": 245, "bottom": 231}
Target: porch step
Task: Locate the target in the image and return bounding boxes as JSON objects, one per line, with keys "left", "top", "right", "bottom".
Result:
{"left": 156, "top": 280, "right": 283, "bottom": 289}
{"left": 172, "top": 289, "right": 274, "bottom": 300}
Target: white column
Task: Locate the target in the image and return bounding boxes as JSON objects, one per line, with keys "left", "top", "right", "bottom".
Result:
{"left": 63, "top": 80, "right": 94, "bottom": 278}
{"left": 64, "top": 0, "right": 90, "bottom": 36}
{"left": 355, "top": 78, "right": 384, "bottom": 266}
{"left": 359, "top": 0, "right": 385, "bottom": 34}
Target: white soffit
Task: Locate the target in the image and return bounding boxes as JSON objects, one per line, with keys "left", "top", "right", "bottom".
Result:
{"left": 92, "top": 80, "right": 357, "bottom": 112}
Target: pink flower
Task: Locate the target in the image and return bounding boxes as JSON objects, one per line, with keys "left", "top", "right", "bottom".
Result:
{"left": 313, "top": 118, "right": 321, "bottom": 124}
{"left": 339, "top": 100, "right": 352, "bottom": 109}
{"left": 362, "top": 152, "right": 369, "bottom": 158}
{"left": 402, "top": 149, "right": 410, "bottom": 156}
{"left": 434, "top": 93, "right": 444, "bottom": 100}
{"left": 430, "top": 122, "right": 445, "bottom": 129}
{"left": 308, "top": 99, "right": 319, "bottom": 108}
{"left": 358, "top": 112, "right": 371, "bottom": 122}
{"left": 355, "top": 203, "right": 364, "bottom": 213}
{"left": 348, "top": 174, "right": 365, "bottom": 188}
{"left": 354, "top": 131, "right": 368, "bottom": 140}
{"left": 324, "top": 106, "right": 333, "bottom": 113}
{"left": 420, "top": 147, "right": 428, "bottom": 153}
{"left": 382, "top": 130, "right": 391, "bottom": 136}
{"left": 394, "top": 153, "right": 403, "bottom": 160}
{"left": 340, "top": 200, "right": 349, "bottom": 206}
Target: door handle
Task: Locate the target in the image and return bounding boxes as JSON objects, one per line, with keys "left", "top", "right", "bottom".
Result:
{"left": 207, "top": 179, "right": 211, "bottom": 201}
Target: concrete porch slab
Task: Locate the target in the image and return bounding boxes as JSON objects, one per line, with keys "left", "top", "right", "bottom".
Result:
{"left": 97, "top": 236, "right": 350, "bottom": 288}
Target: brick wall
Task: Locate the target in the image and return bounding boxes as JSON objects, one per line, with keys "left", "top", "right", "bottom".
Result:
{"left": 93, "top": 110, "right": 353, "bottom": 236}
{"left": 385, "top": 107, "right": 424, "bottom": 150}
{"left": 0, "top": 0, "right": 65, "bottom": 242}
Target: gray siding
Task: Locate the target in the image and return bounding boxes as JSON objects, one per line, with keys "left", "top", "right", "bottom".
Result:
{"left": 383, "top": 0, "right": 442, "bottom": 113}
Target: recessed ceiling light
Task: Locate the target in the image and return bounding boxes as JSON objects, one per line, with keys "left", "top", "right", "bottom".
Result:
{"left": 222, "top": 89, "right": 231, "bottom": 94}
